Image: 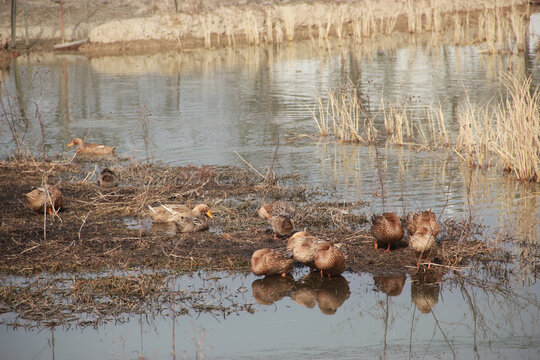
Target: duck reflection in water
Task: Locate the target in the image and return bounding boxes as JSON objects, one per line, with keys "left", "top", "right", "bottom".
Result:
{"left": 292, "top": 272, "right": 351, "bottom": 315}
{"left": 411, "top": 268, "right": 445, "bottom": 314}
{"left": 373, "top": 274, "right": 406, "bottom": 297}
{"left": 252, "top": 275, "right": 295, "bottom": 305}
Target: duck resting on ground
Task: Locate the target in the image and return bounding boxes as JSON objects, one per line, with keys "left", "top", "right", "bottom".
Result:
{"left": 148, "top": 203, "right": 212, "bottom": 223}
{"left": 250, "top": 248, "right": 294, "bottom": 277}
{"left": 97, "top": 168, "right": 118, "bottom": 188}
{"left": 24, "top": 184, "right": 63, "bottom": 215}
{"left": 407, "top": 209, "right": 439, "bottom": 238}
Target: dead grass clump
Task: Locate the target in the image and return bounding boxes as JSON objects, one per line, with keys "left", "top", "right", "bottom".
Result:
{"left": 311, "top": 82, "right": 376, "bottom": 143}
{"left": 455, "top": 73, "right": 539, "bottom": 182}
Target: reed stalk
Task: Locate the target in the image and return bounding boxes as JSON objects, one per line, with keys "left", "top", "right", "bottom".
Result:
{"left": 280, "top": 6, "right": 295, "bottom": 42}
{"left": 491, "top": 74, "right": 539, "bottom": 182}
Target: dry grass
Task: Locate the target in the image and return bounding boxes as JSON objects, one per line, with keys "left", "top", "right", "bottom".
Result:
{"left": 455, "top": 73, "right": 539, "bottom": 182}
{"left": 491, "top": 74, "right": 539, "bottom": 182}
{"left": 311, "top": 82, "right": 376, "bottom": 143}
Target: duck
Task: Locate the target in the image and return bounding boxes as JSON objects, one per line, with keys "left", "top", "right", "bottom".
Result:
{"left": 258, "top": 200, "right": 295, "bottom": 239}
{"left": 407, "top": 209, "right": 439, "bottom": 238}
{"left": 97, "top": 168, "right": 118, "bottom": 188}
{"left": 250, "top": 248, "right": 294, "bottom": 277}
{"left": 24, "top": 184, "right": 63, "bottom": 214}
{"left": 371, "top": 212, "right": 404, "bottom": 251}
{"left": 409, "top": 226, "right": 437, "bottom": 268}
{"left": 314, "top": 242, "right": 348, "bottom": 278}
{"left": 286, "top": 231, "right": 321, "bottom": 270}
{"left": 175, "top": 212, "right": 212, "bottom": 233}
{"left": 148, "top": 203, "right": 212, "bottom": 223}
{"left": 68, "top": 137, "right": 116, "bottom": 155}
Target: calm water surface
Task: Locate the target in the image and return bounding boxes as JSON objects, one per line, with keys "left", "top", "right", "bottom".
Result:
{"left": 1, "top": 15, "right": 540, "bottom": 359}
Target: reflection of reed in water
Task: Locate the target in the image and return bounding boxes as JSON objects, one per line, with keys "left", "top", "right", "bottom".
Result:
{"left": 373, "top": 274, "right": 406, "bottom": 297}
{"left": 410, "top": 270, "right": 443, "bottom": 314}
{"left": 293, "top": 272, "right": 351, "bottom": 315}
{"left": 252, "top": 275, "right": 295, "bottom": 305}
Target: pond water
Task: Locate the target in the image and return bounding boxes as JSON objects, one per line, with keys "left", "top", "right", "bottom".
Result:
{"left": 1, "top": 13, "right": 540, "bottom": 360}
{"left": 1, "top": 269, "right": 540, "bottom": 360}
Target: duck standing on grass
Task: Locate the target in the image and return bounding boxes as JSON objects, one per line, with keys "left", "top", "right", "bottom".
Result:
{"left": 68, "top": 137, "right": 116, "bottom": 155}
{"left": 407, "top": 209, "right": 439, "bottom": 238}
{"left": 251, "top": 248, "right": 294, "bottom": 277}
{"left": 409, "top": 227, "right": 437, "bottom": 268}
{"left": 407, "top": 210, "right": 439, "bottom": 268}
{"left": 314, "top": 242, "right": 348, "bottom": 278}
{"left": 24, "top": 184, "right": 63, "bottom": 215}
{"left": 258, "top": 200, "right": 295, "bottom": 239}
{"left": 97, "top": 168, "right": 118, "bottom": 188}
{"left": 371, "top": 212, "right": 404, "bottom": 252}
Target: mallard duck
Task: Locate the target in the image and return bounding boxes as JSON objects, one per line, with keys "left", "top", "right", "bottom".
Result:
{"left": 409, "top": 226, "right": 437, "bottom": 268}
{"left": 24, "top": 184, "right": 63, "bottom": 214}
{"left": 148, "top": 203, "right": 211, "bottom": 223}
{"left": 68, "top": 137, "right": 116, "bottom": 155}
{"left": 407, "top": 209, "right": 439, "bottom": 238}
{"left": 175, "top": 212, "right": 212, "bottom": 233}
{"left": 250, "top": 248, "right": 294, "bottom": 277}
{"left": 286, "top": 231, "right": 321, "bottom": 270}
{"left": 259, "top": 201, "right": 295, "bottom": 239}
{"left": 97, "top": 168, "right": 118, "bottom": 188}
{"left": 314, "top": 242, "right": 348, "bottom": 277}
{"left": 371, "top": 212, "right": 404, "bottom": 251}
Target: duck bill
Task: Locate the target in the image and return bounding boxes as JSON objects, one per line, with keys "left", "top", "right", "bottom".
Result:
{"left": 205, "top": 211, "right": 213, "bottom": 219}
{"left": 68, "top": 141, "right": 75, "bottom": 147}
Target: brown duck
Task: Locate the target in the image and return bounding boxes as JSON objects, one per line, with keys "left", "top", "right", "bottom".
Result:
{"left": 258, "top": 200, "right": 295, "bottom": 239}
{"left": 148, "top": 203, "right": 212, "bottom": 223}
{"left": 97, "top": 168, "right": 118, "bottom": 188}
{"left": 314, "top": 242, "right": 348, "bottom": 278}
{"left": 286, "top": 231, "right": 321, "bottom": 270}
{"left": 371, "top": 212, "right": 404, "bottom": 251}
{"left": 24, "top": 184, "right": 63, "bottom": 214}
{"left": 407, "top": 209, "right": 439, "bottom": 238}
{"left": 68, "top": 138, "right": 116, "bottom": 155}
{"left": 250, "top": 248, "right": 294, "bottom": 277}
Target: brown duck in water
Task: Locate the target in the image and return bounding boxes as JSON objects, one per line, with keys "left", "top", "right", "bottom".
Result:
{"left": 251, "top": 248, "right": 294, "bottom": 277}
{"left": 97, "top": 168, "right": 118, "bottom": 188}
{"left": 148, "top": 203, "right": 212, "bottom": 223}
{"left": 24, "top": 184, "right": 63, "bottom": 215}
{"left": 258, "top": 200, "right": 295, "bottom": 239}
{"left": 371, "top": 212, "right": 404, "bottom": 251}
{"left": 314, "top": 242, "right": 348, "bottom": 278}
{"left": 407, "top": 209, "right": 439, "bottom": 238}
{"left": 68, "top": 137, "right": 116, "bottom": 155}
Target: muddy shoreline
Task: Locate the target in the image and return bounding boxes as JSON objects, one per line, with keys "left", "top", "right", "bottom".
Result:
{"left": 0, "top": 156, "right": 499, "bottom": 276}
